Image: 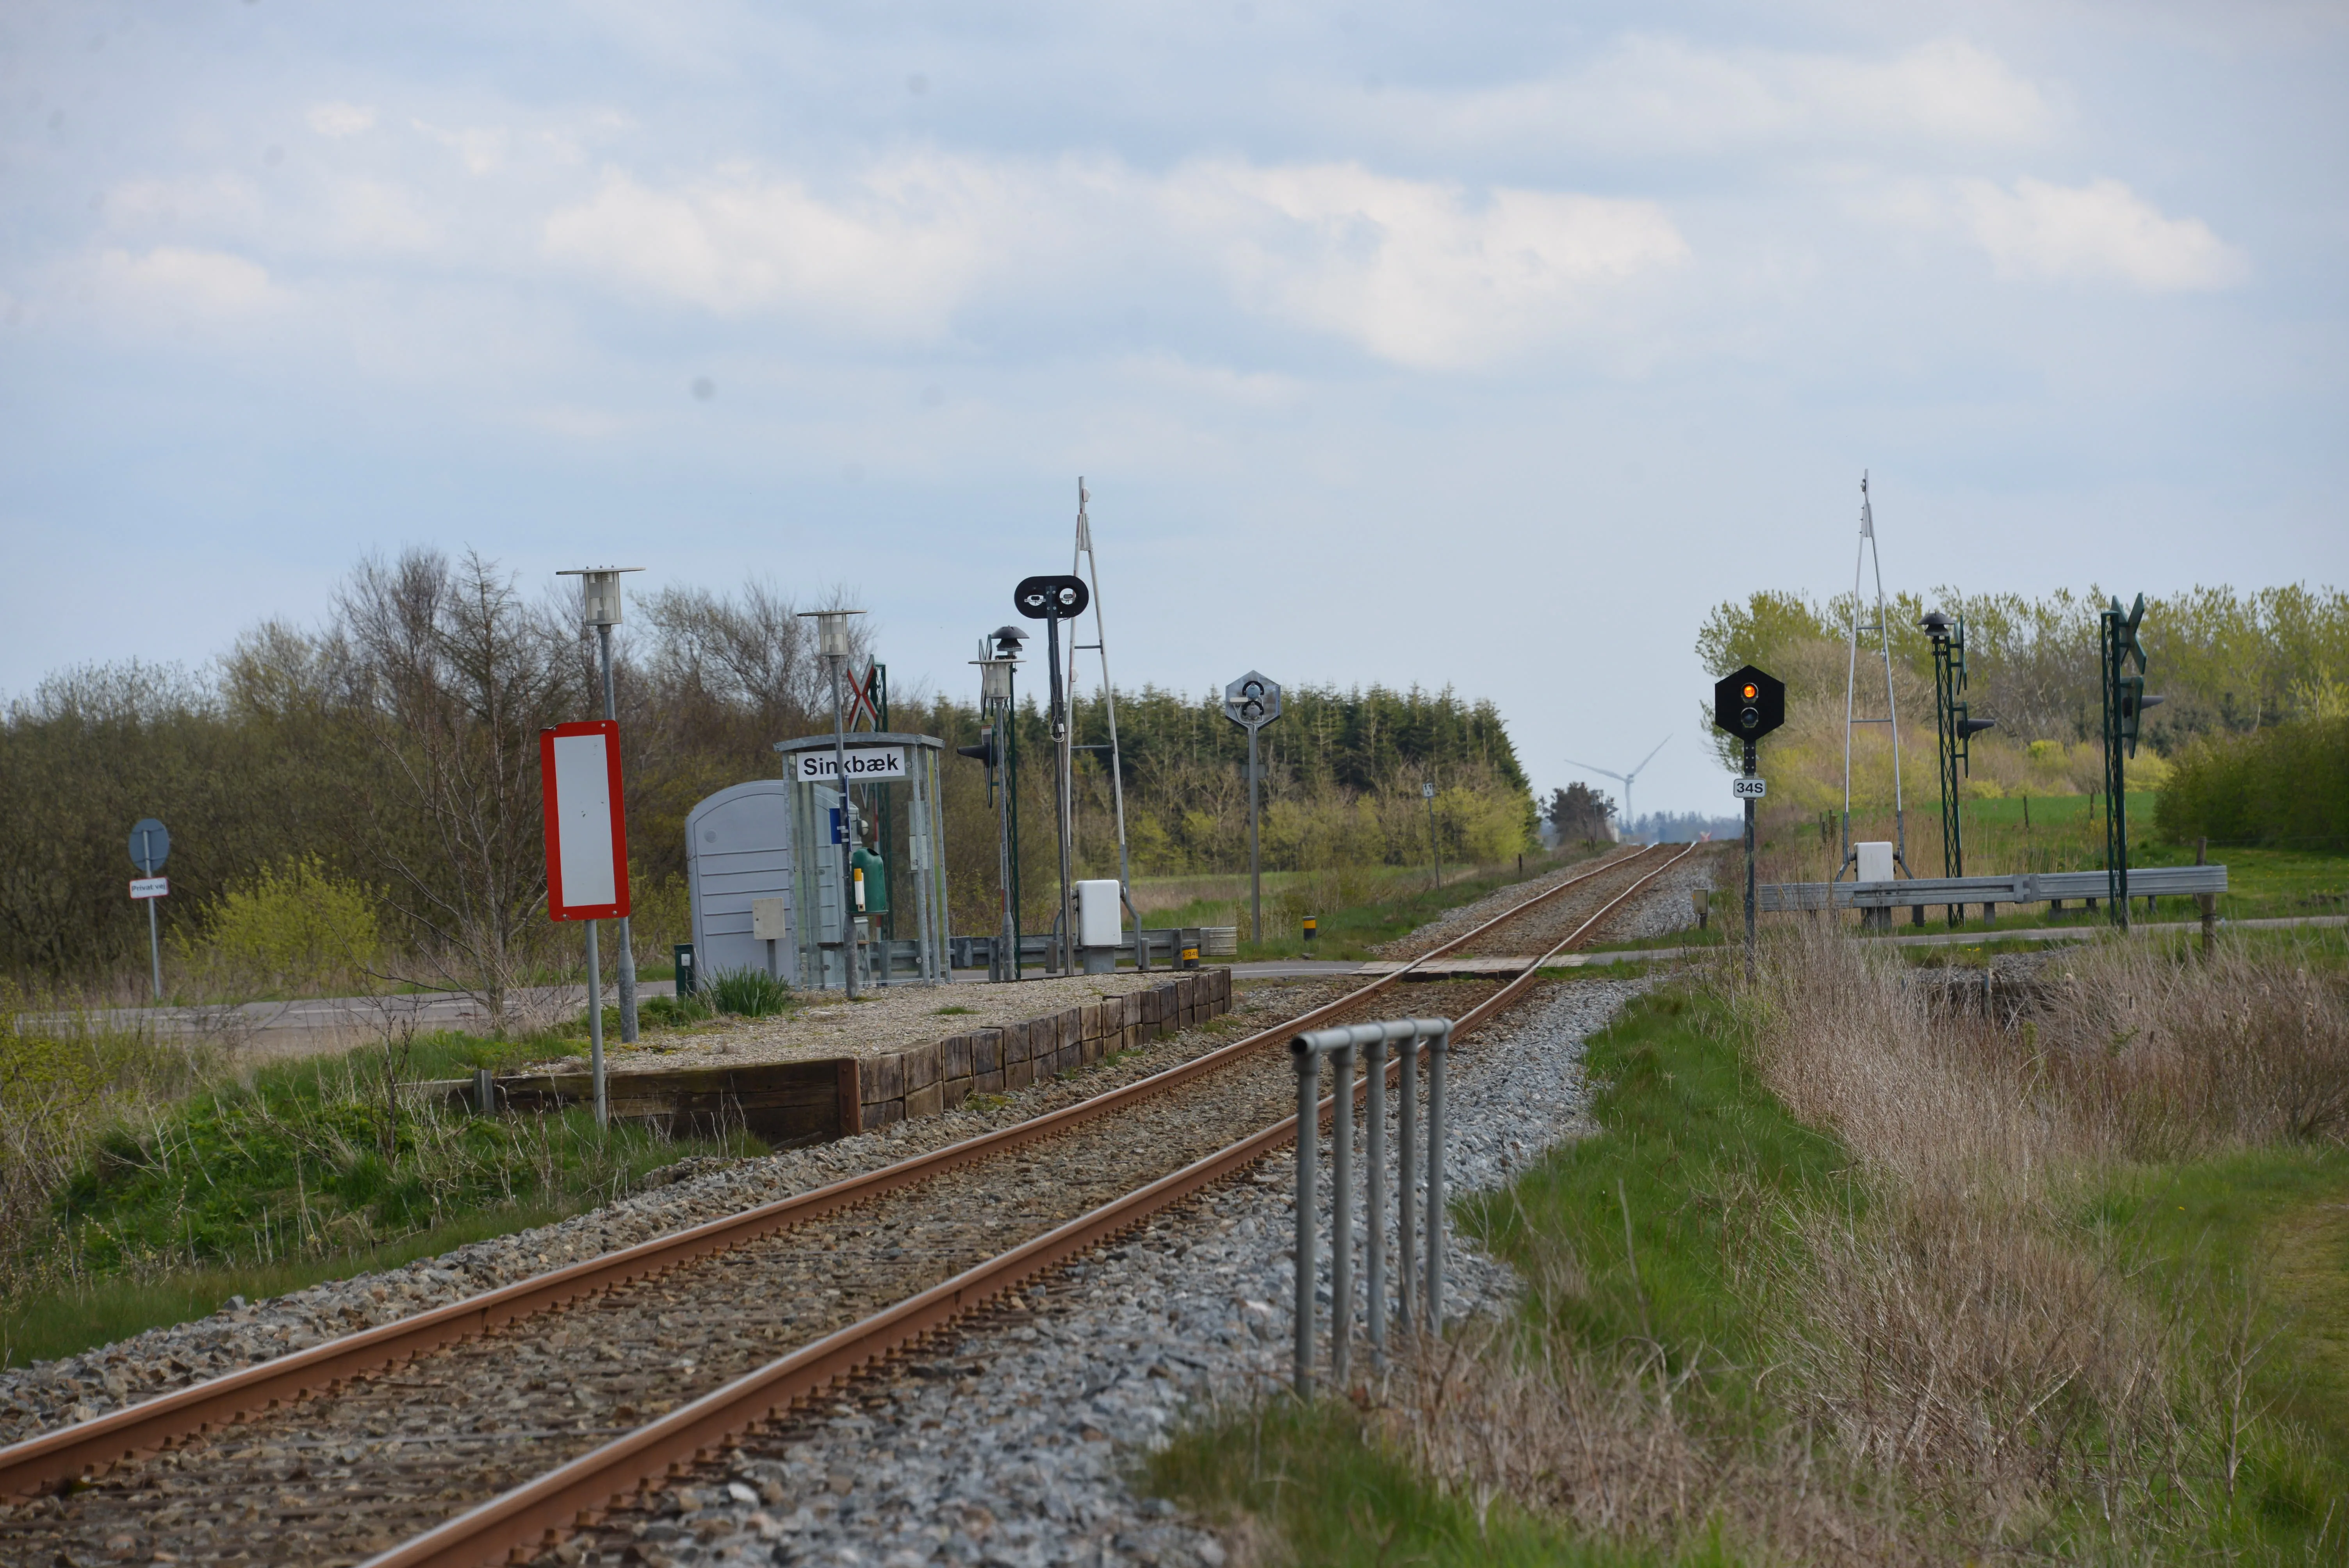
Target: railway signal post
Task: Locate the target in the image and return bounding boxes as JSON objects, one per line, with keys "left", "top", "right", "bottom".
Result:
{"left": 2099, "top": 595, "right": 2160, "bottom": 930}
{"left": 1921, "top": 609, "right": 1996, "bottom": 923}
{"left": 1713, "top": 665, "right": 1785, "bottom": 973}
{"left": 1017, "top": 575, "right": 1090, "bottom": 972}
{"left": 1224, "top": 671, "right": 1283, "bottom": 944}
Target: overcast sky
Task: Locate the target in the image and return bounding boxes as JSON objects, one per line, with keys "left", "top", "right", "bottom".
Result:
{"left": 2, "top": 1, "right": 2343, "bottom": 817}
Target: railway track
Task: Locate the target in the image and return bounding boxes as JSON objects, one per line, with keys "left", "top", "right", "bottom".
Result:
{"left": 0, "top": 840, "right": 1698, "bottom": 1566}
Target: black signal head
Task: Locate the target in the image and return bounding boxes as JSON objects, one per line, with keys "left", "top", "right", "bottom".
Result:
{"left": 1712, "top": 665, "right": 1786, "bottom": 740}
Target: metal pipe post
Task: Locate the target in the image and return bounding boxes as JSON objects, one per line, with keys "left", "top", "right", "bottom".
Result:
{"left": 1329, "top": 1040, "right": 1355, "bottom": 1387}
{"left": 1247, "top": 724, "right": 1262, "bottom": 945}
{"left": 993, "top": 711, "right": 1015, "bottom": 982}
{"left": 1396, "top": 1028, "right": 1417, "bottom": 1333}
{"left": 598, "top": 623, "right": 639, "bottom": 1044}
{"left": 1291, "top": 1038, "right": 1319, "bottom": 1396}
{"left": 1363, "top": 1025, "right": 1390, "bottom": 1361}
{"left": 1044, "top": 609, "right": 1076, "bottom": 975}
{"left": 585, "top": 919, "right": 607, "bottom": 1128}
{"left": 830, "top": 657, "right": 859, "bottom": 1000}
{"left": 1743, "top": 737, "right": 1758, "bottom": 978}
{"left": 1424, "top": 1019, "right": 1450, "bottom": 1334}
{"left": 146, "top": 897, "right": 163, "bottom": 1002}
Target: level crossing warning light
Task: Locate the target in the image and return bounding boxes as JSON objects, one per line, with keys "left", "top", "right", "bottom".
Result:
{"left": 1712, "top": 665, "right": 1786, "bottom": 740}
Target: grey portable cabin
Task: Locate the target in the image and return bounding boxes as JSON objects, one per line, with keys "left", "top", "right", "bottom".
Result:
{"left": 684, "top": 779, "right": 840, "bottom": 986}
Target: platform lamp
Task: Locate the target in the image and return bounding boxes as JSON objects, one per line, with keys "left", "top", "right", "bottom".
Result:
{"left": 558, "top": 565, "right": 645, "bottom": 1043}
{"left": 800, "top": 608, "right": 868, "bottom": 998}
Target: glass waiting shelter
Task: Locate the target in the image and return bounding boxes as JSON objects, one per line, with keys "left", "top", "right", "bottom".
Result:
{"left": 773, "top": 732, "right": 950, "bottom": 989}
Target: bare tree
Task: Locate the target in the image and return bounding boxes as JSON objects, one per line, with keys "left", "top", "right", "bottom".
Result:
{"left": 336, "top": 549, "right": 569, "bottom": 1032}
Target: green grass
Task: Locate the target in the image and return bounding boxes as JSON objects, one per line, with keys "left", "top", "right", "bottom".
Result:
{"left": 1462, "top": 991, "right": 1850, "bottom": 1384}
{"left": 1146, "top": 1398, "right": 1674, "bottom": 1568}
{"left": 1149, "top": 991, "right": 1846, "bottom": 1562}
{"left": 2084, "top": 1147, "right": 2349, "bottom": 1539}
{"left": 1, "top": 1203, "right": 573, "bottom": 1368}
{"left": 2, "top": 1011, "right": 759, "bottom": 1368}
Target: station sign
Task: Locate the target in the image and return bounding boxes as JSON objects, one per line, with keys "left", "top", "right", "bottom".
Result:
{"left": 793, "top": 746, "right": 909, "bottom": 783}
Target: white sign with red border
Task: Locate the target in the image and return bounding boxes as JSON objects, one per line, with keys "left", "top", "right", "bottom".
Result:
{"left": 540, "top": 719, "right": 632, "bottom": 921}
{"left": 129, "top": 877, "right": 170, "bottom": 900}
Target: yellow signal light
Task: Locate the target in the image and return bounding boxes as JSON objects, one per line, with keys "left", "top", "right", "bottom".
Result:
{"left": 1741, "top": 682, "right": 1759, "bottom": 700}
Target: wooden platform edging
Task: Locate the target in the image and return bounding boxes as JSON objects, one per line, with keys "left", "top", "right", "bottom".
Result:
{"left": 855, "top": 966, "right": 1233, "bottom": 1129}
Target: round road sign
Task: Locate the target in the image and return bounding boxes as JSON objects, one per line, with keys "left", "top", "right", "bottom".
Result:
{"left": 129, "top": 818, "right": 171, "bottom": 875}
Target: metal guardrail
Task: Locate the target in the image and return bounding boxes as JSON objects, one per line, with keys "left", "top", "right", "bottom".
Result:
{"left": 947, "top": 929, "right": 1207, "bottom": 969}
{"left": 1759, "top": 864, "right": 2226, "bottom": 913}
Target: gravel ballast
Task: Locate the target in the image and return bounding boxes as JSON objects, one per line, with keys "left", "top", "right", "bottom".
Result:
{"left": 545, "top": 978, "right": 1649, "bottom": 1567}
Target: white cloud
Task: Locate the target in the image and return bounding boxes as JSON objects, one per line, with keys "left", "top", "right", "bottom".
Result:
{"left": 542, "top": 159, "right": 1010, "bottom": 335}
{"left": 93, "top": 246, "right": 281, "bottom": 320}
{"left": 1959, "top": 176, "right": 2247, "bottom": 290}
{"left": 413, "top": 120, "right": 511, "bottom": 176}
{"left": 1362, "top": 35, "right": 2057, "bottom": 158}
{"left": 307, "top": 102, "right": 378, "bottom": 139}
{"left": 1167, "top": 161, "right": 1688, "bottom": 369}
{"left": 543, "top": 154, "right": 1686, "bottom": 368}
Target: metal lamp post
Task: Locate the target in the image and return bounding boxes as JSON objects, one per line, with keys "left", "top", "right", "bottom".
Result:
{"left": 558, "top": 566, "right": 644, "bottom": 1042}
{"left": 800, "top": 608, "right": 868, "bottom": 996}
{"left": 1423, "top": 780, "right": 1440, "bottom": 890}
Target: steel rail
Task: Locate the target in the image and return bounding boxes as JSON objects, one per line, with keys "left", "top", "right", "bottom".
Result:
{"left": 1448, "top": 842, "right": 1699, "bottom": 1039}
{"left": 0, "top": 844, "right": 1662, "bottom": 1502}
{"left": 361, "top": 842, "right": 1702, "bottom": 1568}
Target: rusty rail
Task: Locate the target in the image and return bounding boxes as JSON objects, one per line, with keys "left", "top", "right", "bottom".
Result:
{"left": 0, "top": 844, "right": 1664, "bottom": 1503}
{"left": 360, "top": 843, "right": 1702, "bottom": 1568}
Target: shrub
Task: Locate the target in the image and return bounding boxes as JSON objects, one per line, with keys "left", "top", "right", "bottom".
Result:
{"left": 180, "top": 854, "right": 382, "bottom": 995}
{"left": 2156, "top": 714, "right": 2349, "bottom": 848}
{"left": 704, "top": 967, "right": 791, "bottom": 1017}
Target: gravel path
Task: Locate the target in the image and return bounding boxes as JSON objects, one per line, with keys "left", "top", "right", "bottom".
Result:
{"left": 534, "top": 979, "right": 1649, "bottom": 1568}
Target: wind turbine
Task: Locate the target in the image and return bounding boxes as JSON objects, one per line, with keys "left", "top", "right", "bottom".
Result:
{"left": 1561, "top": 735, "right": 1672, "bottom": 843}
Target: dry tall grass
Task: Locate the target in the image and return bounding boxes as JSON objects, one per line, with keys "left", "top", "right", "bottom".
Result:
{"left": 1372, "top": 1315, "right": 1924, "bottom": 1563}
{"left": 1325, "top": 929, "right": 2347, "bottom": 1562}
{"left": 1729, "top": 926, "right": 2347, "bottom": 1546}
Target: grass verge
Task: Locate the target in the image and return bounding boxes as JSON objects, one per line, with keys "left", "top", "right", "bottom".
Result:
{"left": 1152, "top": 934, "right": 2349, "bottom": 1564}
{"left": 3, "top": 1003, "right": 757, "bottom": 1369}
